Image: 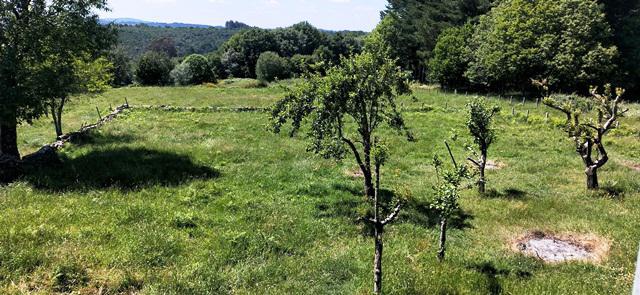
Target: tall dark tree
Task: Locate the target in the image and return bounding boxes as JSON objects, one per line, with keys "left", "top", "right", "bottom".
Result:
{"left": 379, "top": 0, "right": 489, "bottom": 80}
{"left": 598, "top": 0, "right": 640, "bottom": 96}
{"left": 0, "top": 0, "right": 113, "bottom": 159}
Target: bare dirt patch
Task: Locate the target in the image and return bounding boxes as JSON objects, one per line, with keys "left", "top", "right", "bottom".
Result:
{"left": 621, "top": 161, "right": 640, "bottom": 172}
{"left": 345, "top": 167, "right": 364, "bottom": 178}
{"left": 511, "top": 231, "right": 609, "bottom": 264}
{"left": 486, "top": 160, "right": 506, "bottom": 170}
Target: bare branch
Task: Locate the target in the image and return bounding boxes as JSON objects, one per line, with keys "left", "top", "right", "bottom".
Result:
{"left": 381, "top": 203, "right": 403, "bottom": 226}
{"left": 467, "top": 157, "right": 481, "bottom": 168}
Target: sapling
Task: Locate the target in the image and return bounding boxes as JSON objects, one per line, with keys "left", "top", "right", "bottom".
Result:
{"left": 466, "top": 99, "right": 500, "bottom": 193}
{"left": 271, "top": 48, "right": 411, "bottom": 294}
{"left": 432, "top": 142, "right": 470, "bottom": 261}
{"left": 544, "top": 85, "right": 628, "bottom": 189}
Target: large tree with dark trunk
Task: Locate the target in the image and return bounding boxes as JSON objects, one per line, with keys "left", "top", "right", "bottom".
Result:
{"left": 544, "top": 85, "right": 628, "bottom": 189}
{"left": 0, "top": 0, "right": 113, "bottom": 159}
{"left": 271, "top": 40, "right": 411, "bottom": 294}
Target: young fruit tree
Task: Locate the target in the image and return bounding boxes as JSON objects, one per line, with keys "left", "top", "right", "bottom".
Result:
{"left": 432, "top": 142, "right": 470, "bottom": 262}
{"left": 465, "top": 99, "right": 500, "bottom": 193}
{"left": 271, "top": 50, "right": 411, "bottom": 295}
{"left": 544, "top": 85, "right": 628, "bottom": 189}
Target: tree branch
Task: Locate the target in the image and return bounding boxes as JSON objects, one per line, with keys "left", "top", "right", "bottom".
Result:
{"left": 343, "top": 136, "right": 367, "bottom": 174}
{"left": 467, "top": 157, "right": 481, "bottom": 168}
{"left": 382, "top": 203, "right": 403, "bottom": 226}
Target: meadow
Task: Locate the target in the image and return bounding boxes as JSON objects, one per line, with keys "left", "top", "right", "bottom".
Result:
{"left": 1, "top": 79, "right": 640, "bottom": 294}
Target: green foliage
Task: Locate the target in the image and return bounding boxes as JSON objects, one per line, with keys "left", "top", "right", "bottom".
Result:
{"left": 379, "top": 0, "right": 487, "bottom": 80}
{"left": 114, "top": 25, "right": 240, "bottom": 60}
{"left": 271, "top": 51, "right": 412, "bottom": 160}
{"left": 136, "top": 51, "right": 174, "bottom": 86}
{"left": 107, "top": 48, "right": 134, "bottom": 87}
{"left": 466, "top": 0, "right": 617, "bottom": 92}
{"left": 466, "top": 98, "right": 500, "bottom": 151}
{"left": 220, "top": 28, "right": 279, "bottom": 78}
{"left": 598, "top": 0, "right": 640, "bottom": 94}
{"left": 432, "top": 153, "right": 470, "bottom": 218}
{"left": 429, "top": 24, "right": 474, "bottom": 88}
{"left": 0, "top": 0, "right": 115, "bottom": 125}
{"left": 147, "top": 37, "right": 178, "bottom": 57}
{"left": 256, "top": 52, "right": 291, "bottom": 83}
{"left": 171, "top": 54, "right": 216, "bottom": 86}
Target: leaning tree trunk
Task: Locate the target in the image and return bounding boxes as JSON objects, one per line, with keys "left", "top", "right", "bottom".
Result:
{"left": 586, "top": 167, "right": 599, "bottom": 190}
{"left": 437, "top": 218, "right": 448, "bottom": 262}
{"left": 0, "top": 114, "right": 20, "bottom": 159}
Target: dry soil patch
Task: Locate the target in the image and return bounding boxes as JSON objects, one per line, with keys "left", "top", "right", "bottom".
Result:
{"left": 512, "top": 231, "right": 609, "bottom": 264}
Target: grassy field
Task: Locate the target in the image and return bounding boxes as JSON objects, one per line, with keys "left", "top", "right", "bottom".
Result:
{"left": 2, "top": 79, "right": 640, "bottom": 294}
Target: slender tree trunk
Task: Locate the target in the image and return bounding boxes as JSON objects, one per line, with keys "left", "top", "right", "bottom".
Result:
{"left": 0, "top": 114, "right": 20, "bottom": 159}
{"left": 373, "top": 223, "right": 383, "bottom": 295}
{"left": 586, "top": 167, "right": 599, "bottom": 190}
{"left": 51, "top": 98, "right": 65, "bottom": 138}
{"left": 479, "top": 150, "right": 487, "bottom": 194}
{"left": 438, "top": 218, "right": 448, "bottom": 262}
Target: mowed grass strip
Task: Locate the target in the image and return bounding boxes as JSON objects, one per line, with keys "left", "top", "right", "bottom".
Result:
{"left": 2, "top": 83, "right": 639, "bottom": 294}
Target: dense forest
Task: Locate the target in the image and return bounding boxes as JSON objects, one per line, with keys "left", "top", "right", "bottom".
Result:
{"left": 114, "top": 25, "right": 242, "bottom": 60}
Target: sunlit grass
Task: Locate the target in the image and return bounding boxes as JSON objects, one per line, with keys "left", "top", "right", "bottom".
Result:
{"left": 2, "top": 80, "right": 639, "bottom": 294}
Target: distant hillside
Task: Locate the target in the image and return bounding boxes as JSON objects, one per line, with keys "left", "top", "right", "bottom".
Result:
{"left": 100, "top": 18, "right": 216, "bottom": 28}
{"left": 114, "top": 25, "right": 242, "bottom": 60}
{"left": 107, "top": 19, "right": 367, "bottom": 61}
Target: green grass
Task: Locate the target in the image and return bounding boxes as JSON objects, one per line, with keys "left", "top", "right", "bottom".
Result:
{"left": 2, "top": 80, "right": 640, "bottom": 294}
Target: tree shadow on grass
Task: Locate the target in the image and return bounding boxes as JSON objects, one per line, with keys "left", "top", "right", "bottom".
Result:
{"left": 68, "top": 131, "right": 138, "bottom": 146}
{"left": 23, "top": 147, "right": 219, "bottom": 192}
{"left": 467, "top": 261, "right": 533, "bottom": 295}
{"left": 312, "top": 183, "right": 474, "bottom": 232}
{"left": 482, "top": 188, "right": 528, "bottom": 200}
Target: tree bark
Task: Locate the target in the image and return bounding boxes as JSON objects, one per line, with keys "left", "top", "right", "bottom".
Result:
{"left": 50, "top": 98, "right": 66, "bottom": 138}
{"left": 478, "top": 150, "right": 487, "bottom": 194}
{"left": 586, "top": 167, "right": 599, "bottom": 190}
{"left": 364, "top": 171, "right": 375, "bottom": 199}
{"left": 374, "top": 223, "right": 383, "bottom": 295}
{"left": 438, "top": 218, "right": 448, "bottom": 262}
{"left": 0, "top": 115, "right": 20, "bottom": 159}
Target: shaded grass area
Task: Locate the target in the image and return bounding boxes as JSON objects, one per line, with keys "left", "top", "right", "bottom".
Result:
{"left": 2, "top": 83, "right": 639, "bottom": 293}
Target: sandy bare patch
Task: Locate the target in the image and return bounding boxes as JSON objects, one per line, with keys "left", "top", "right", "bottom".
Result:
{"left": 511, "top": 231, "right": 609, "bottom": 264}
{"left": 486, "top": 160, "right": 506, "bottom": 170}
{"left": 621, "top": 161, "right": 640, "bottom": 172}
{"left": 345, "top": 167, "right": 364, "bottom": 178}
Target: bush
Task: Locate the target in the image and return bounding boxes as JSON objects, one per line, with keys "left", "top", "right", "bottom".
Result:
{"left": 429, "top": 24, "right": 473, "bottom": 88}
{"left": 171, "top": 54, "right": 216, "bottom": 86}
{"left": 135, "top": 51, "right": 174, "bottom": 86}
{"left": 255, "top": 51, "right": 290, "bottom": 83}
{"left": 465, "top": 0, "right": 617, "bottom": 92}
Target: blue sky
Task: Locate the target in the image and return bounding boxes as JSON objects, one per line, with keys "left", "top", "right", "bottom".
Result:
{"left": 98, "top": 0, "right": 388, "bottom": 31}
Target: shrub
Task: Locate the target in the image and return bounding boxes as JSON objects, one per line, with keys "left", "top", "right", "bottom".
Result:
{"left": 256, "top": 51, "right": 290, "bottom": 83}
{"left": 171, "top": 54, "right": 216, "bottom": 86}
{"left": 135, "top": 51, "right": 173, "bottom": 86}
{"left": 466, "top": 0, "right": 617, "bottom": 92}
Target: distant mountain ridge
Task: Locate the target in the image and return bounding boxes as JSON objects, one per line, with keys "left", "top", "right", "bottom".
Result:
{"left": 100, "top": 18, "right": 218, "bottom": 28}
